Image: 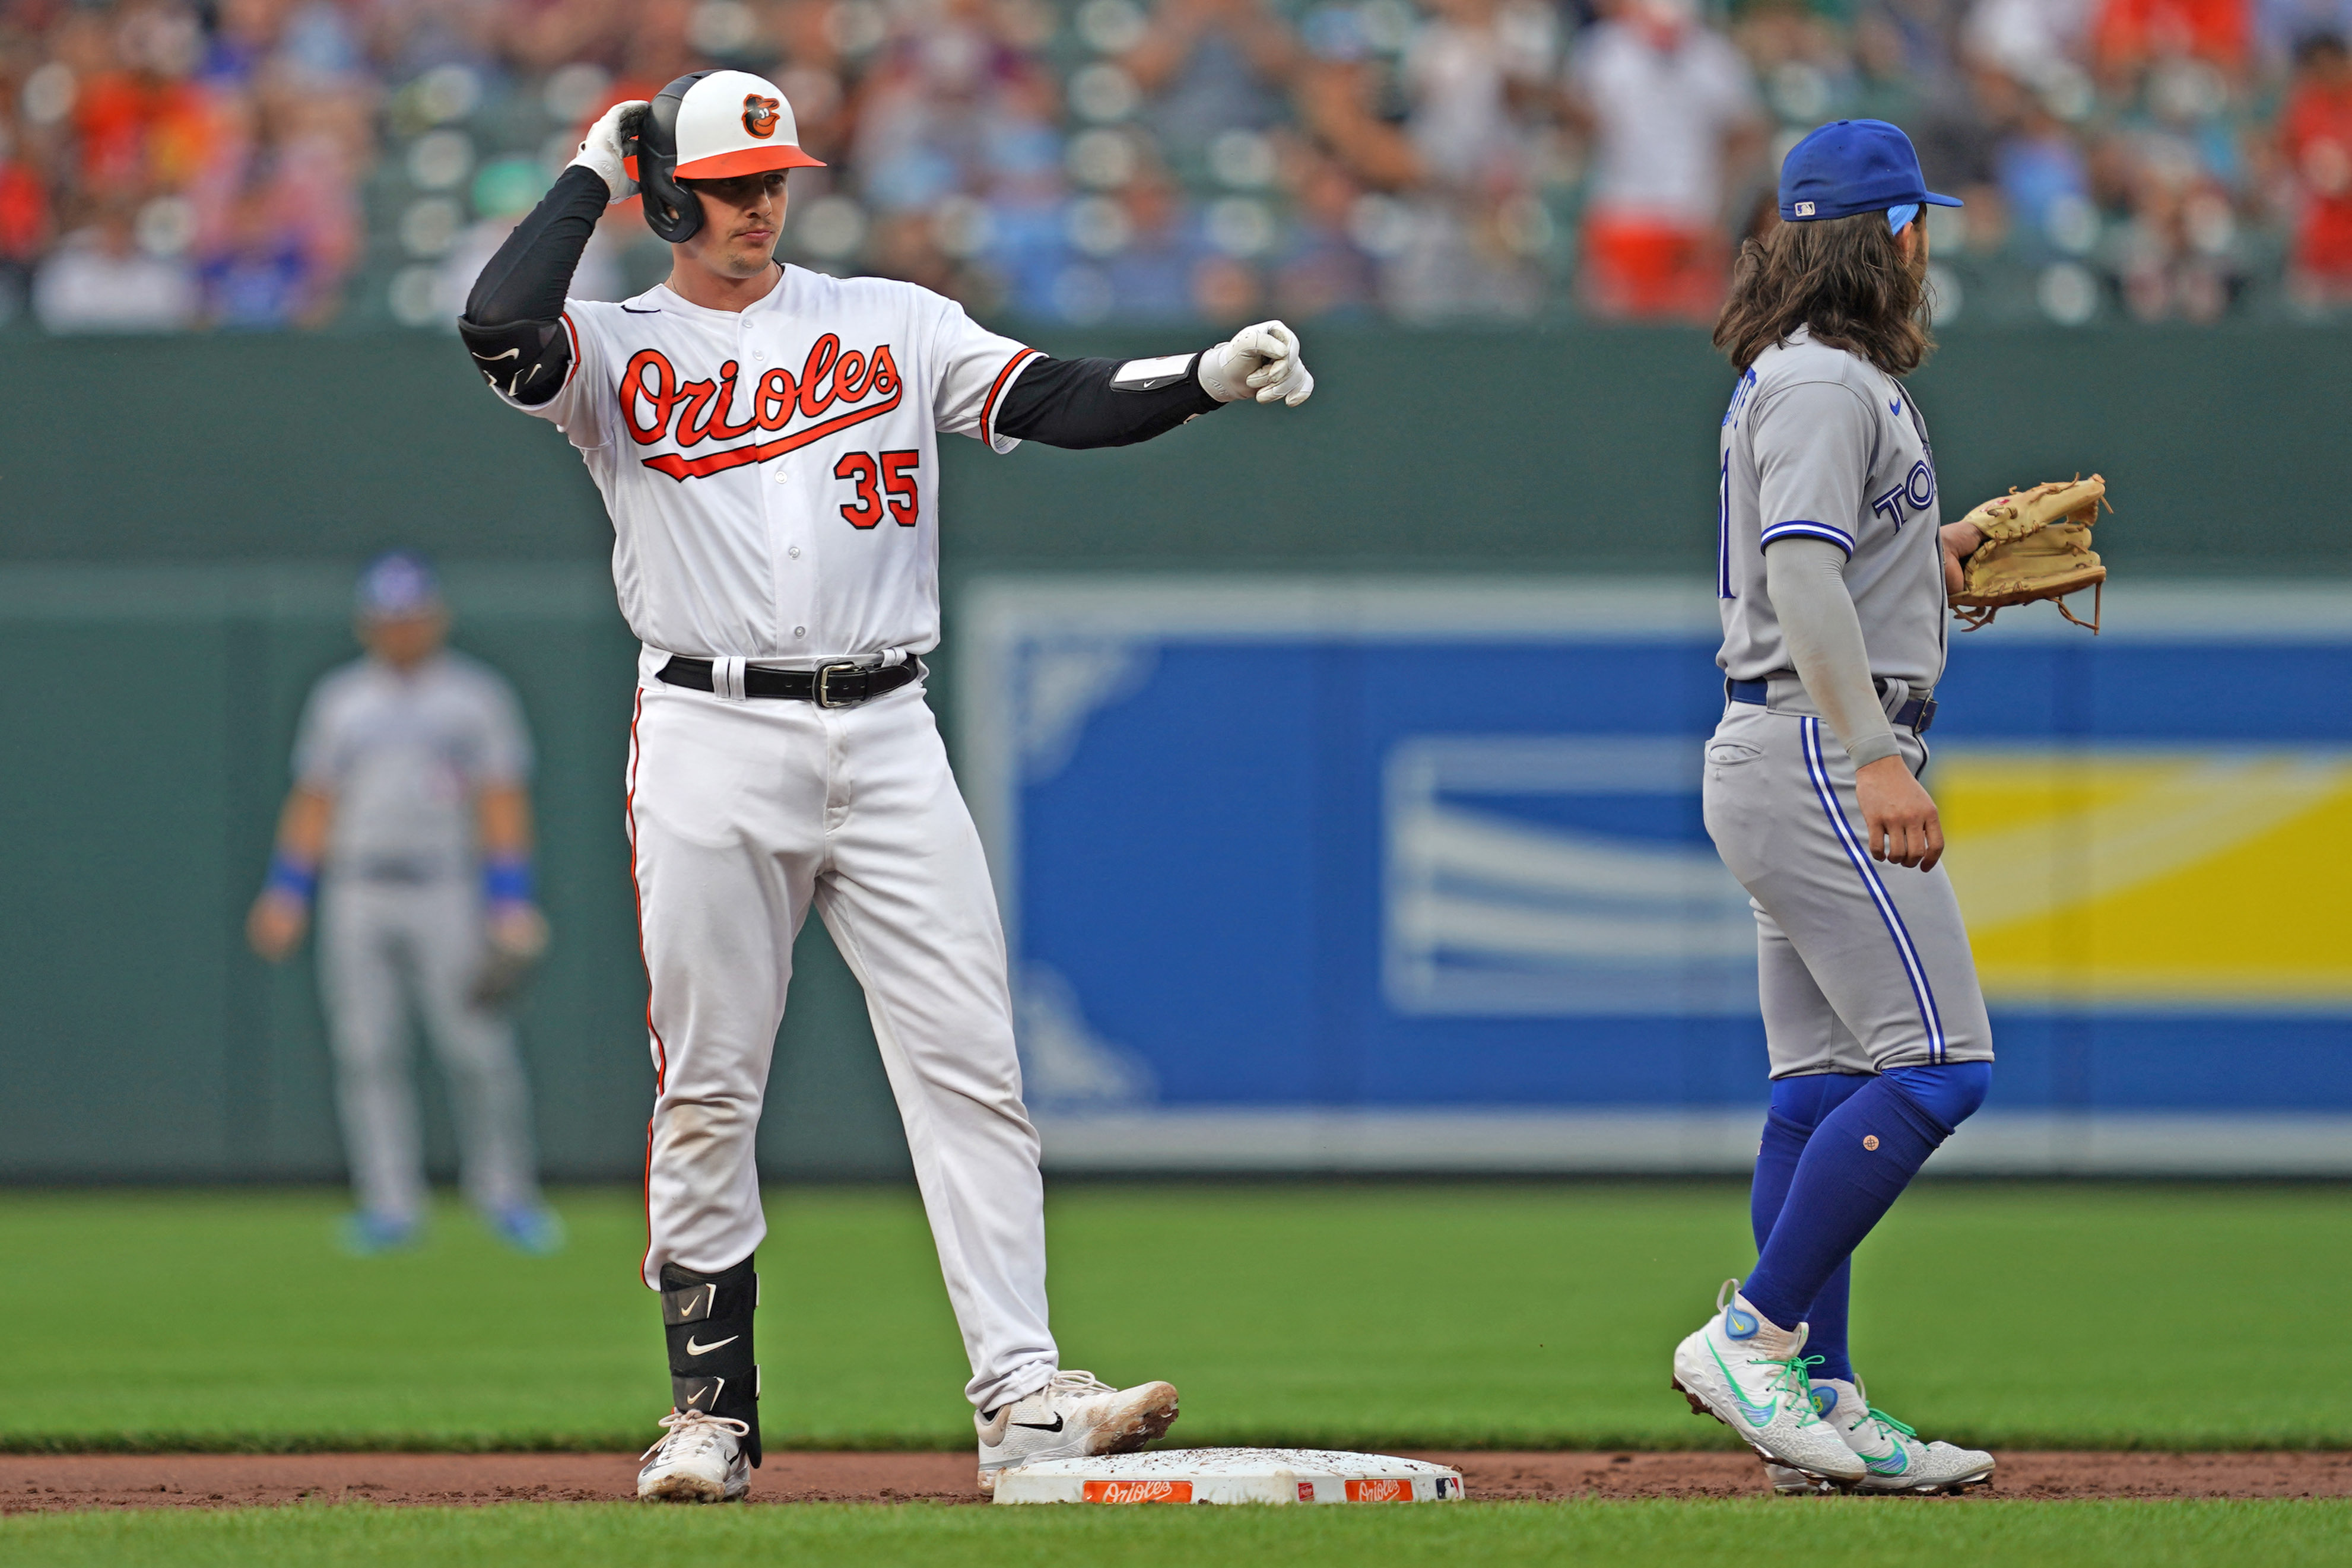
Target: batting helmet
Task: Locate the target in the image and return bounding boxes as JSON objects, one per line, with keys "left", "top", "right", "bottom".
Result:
{"left": 627, "top": 69, "right": 826, "bottom": 244}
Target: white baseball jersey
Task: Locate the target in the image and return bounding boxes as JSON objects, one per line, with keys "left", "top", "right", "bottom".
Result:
{"left": 501, "top": 266, "right": 1039, "bottom": 666}
{"left": 1714, "top": 326, "right": 1947, "bottom": 687}
{"left": 294, "top": 651, "right": 533, "bottom": 876}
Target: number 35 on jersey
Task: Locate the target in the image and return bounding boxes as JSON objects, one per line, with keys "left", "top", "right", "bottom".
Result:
{"left": 834, "top": 450, "right": 920, "bottom": 528}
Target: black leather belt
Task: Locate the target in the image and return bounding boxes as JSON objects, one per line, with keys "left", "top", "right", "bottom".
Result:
{"left": 658, "top": 656, "right": 922, "bottom": 707}
{"left": 1728, "top": 676, "right": 1937, "bottom": 735}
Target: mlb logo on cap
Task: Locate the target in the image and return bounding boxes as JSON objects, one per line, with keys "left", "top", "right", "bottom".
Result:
{"left": 1794, "top": 202, "right": 1815, "bottom": 217}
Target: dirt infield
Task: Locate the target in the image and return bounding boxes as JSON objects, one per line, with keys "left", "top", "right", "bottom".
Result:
{"left": 6, "top": 1450, "right": 2350, "bottom": 1511}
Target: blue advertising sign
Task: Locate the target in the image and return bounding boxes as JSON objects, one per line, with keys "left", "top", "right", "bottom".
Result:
{"left": 958, "top": 579, "right": 2352, "bottom": 1175}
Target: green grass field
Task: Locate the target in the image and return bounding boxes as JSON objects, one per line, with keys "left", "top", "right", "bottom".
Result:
{"left": 2, "top": 1180, "right": 2347, "bottom": 1453}
{"left": 8, "top": 1499, "right": 2352, "bottom": 1568}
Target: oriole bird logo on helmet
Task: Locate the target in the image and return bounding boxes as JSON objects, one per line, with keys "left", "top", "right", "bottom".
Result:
{"left": 742, "top": 96, "right": 780, "bottom": 138}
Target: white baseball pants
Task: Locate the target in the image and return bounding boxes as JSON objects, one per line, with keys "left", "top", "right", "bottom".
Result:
{"left": 627, "top": 675, "right": 1058, "bottom": 1413}
{"left": 316, "top": 876, "right": 543, "bottom": 1224}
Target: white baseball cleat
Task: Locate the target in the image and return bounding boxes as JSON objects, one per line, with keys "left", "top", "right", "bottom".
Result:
{"left": 1671, "top": 1280, "right": 1867, "bottom": 1486}
{"left": 636, "top": 1408, "right": 751, "bottom": 1503}
{"left": 976, "top": 1370, "right": 1180, "bottom": 1491}
{"left": 1764, "top": 1378, "right": 1995, "bottom": 1496}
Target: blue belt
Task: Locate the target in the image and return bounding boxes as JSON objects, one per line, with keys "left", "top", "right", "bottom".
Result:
{"left": 1728, "top": 677, "right": 1937, "bottom": 735}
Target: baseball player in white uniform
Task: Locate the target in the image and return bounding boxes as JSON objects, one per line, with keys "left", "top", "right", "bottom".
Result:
{"left": 248, "top": 552, "right": 561, "bottom": 1257}
{"left": 1667, "top": 121, "right": 1997, "bottom": 1494}
{"left": 458, "top": 69, "right": 1315, "bottom": 1502}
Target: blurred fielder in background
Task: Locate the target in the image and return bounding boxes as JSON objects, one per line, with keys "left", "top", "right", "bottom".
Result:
{"left": 247, "top": 551, "right": 562, "bottom": 1257}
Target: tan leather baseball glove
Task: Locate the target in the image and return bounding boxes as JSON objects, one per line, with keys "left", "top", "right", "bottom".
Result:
{"left": 1950, "top": 475, "right": 2112, "bottom": 631}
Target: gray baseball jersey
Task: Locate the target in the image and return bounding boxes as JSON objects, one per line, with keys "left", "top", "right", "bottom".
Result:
{"left": 293, "top": 652, "right": 532, "bottom": 877}
{"left": 1715, "top": 326, "right": 1947, "bottom": 688}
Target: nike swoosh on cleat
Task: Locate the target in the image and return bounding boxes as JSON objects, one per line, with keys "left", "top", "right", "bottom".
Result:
{"left": 1705, "top": 1341, "right": 1778, "bottom": 1427}
{"left": 1010, "top": 1415, "right": 1065, "bottom": 1432}
{"left": 685, "top": 1335, "right": 739, "bottom": 1356}
{"left": 1866, "top": 1449, "right": 1912, "bottom": 1475}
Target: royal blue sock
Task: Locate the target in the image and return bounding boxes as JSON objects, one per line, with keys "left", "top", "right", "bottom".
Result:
{"left": 1743, "top": 1064, "right": 1992, "bottom": 1335}
{"left": 1750, "top": 1072, "right": 1870, "bottom": 1382}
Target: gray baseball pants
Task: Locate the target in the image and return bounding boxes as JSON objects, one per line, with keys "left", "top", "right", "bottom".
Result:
{"left": 316, "top": 875, "right": 542, "bottom": 1222}
{"left": 1702, "top": 701, "right": 1994, "bottom": 1077}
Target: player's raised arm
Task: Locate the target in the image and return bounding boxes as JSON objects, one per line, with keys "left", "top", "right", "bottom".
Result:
{"left": 455, "top": 100, "right": 646, "bottom": 405}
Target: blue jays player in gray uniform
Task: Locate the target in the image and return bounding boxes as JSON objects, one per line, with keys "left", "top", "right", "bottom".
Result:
{"left": 247, "top": 553, "right": 563, "bottom": 1256}
{"left": 1666, "top": 122, "right": 1998, "bottom": 1494}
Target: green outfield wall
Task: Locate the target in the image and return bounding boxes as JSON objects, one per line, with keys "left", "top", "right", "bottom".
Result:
{"left": 5, "top": 325, "right": 2345, "bottom": 573}
{"left": 0, "top": 326, "right": 2342, "bottom": 1183}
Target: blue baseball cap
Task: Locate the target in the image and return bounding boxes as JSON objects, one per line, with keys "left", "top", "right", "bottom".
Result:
{"left": 355, "top": 551, "right": 443, "bottom": 619}
{"left": 1778, "top": 119, "right": 1961, "bottom": 223}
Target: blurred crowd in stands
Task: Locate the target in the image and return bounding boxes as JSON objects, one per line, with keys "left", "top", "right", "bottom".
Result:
{"left": 5, "top": 0, "right": 2352, "bottom": 332}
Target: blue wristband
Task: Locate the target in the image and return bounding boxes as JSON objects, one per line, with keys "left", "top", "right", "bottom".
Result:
{"left": 265, "top": 852, "right": 318, "bottom": 904}
{"left": 484, "top": 856, "right": 534, "bottom": 907}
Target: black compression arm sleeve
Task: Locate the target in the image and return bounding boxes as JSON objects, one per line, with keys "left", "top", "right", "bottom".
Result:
{"left": 994, "top": 355, "right": 1222, "bottom": 449}
{"left": 466, "top": 164, "right": 608, "bottom": 324}
{"left": 459, "top": 166, "right": 610, "bottom": 405}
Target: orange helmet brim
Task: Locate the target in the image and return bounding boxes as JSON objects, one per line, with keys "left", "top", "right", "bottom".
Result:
{"left": 672, "top": 145, "right": 827, "bottom": 179}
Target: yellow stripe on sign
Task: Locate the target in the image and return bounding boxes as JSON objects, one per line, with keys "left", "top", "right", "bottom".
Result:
{"left": 1934, "top": 748, "right": 2352, "bottom": 1005}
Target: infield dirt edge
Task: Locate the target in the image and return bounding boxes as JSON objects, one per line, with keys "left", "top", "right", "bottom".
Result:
{"left": 7, "top": 1451, "right": 2351, "bottom": 1511}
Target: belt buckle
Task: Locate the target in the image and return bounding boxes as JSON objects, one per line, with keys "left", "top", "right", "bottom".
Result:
{"left": 812, "top": 661, "right": 863, "bottom": 708}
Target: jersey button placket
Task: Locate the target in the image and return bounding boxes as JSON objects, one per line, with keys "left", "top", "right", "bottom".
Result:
{"left": 751, "top": 319, "right": 808, "bottom": 655}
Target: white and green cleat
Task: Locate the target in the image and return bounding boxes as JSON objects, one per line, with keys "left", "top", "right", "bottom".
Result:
{"left": 1764, "top": 1378, "right": 1995, "bottom": 1496}
{"left": 1671, "top": 1280, "right": 1867, "bottom": 1486}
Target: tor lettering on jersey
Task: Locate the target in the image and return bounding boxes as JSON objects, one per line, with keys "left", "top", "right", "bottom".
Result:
{"left": 1870, "top": 459, "right": 1935, "bottom": 532}
{"left": 620, "top": 333, "right": 905, "bottom": 482}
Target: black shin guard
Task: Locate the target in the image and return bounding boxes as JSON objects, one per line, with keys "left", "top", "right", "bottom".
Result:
{"left": 659, "top": 1256, "right": 761, "bottom": 1465}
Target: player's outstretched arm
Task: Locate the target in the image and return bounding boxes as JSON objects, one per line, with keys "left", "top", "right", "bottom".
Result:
{"left": 458, "top": 100, "right": 645, "bottom": 405}
{"left": 995, "top": 320, "right": 1313, "bottom": 450}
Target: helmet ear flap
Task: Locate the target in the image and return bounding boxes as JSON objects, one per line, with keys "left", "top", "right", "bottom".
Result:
{"left": 639, "top": 156, "right": 702, "bottom": 243}
{"left": 633, "top": 70, "right": 715, "bottom": 243}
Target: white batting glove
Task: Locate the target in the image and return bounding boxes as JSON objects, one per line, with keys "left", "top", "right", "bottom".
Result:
{"left": 568, "top": 99, "right": 649, "bottom": 202}
{"left": 1196, "top": 320, "right": 1314, "bottom": 407}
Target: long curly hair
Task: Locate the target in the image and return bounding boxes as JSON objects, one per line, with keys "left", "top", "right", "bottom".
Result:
{"left": 1712, "top": 211, "right": 1934, "bottom": 376}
